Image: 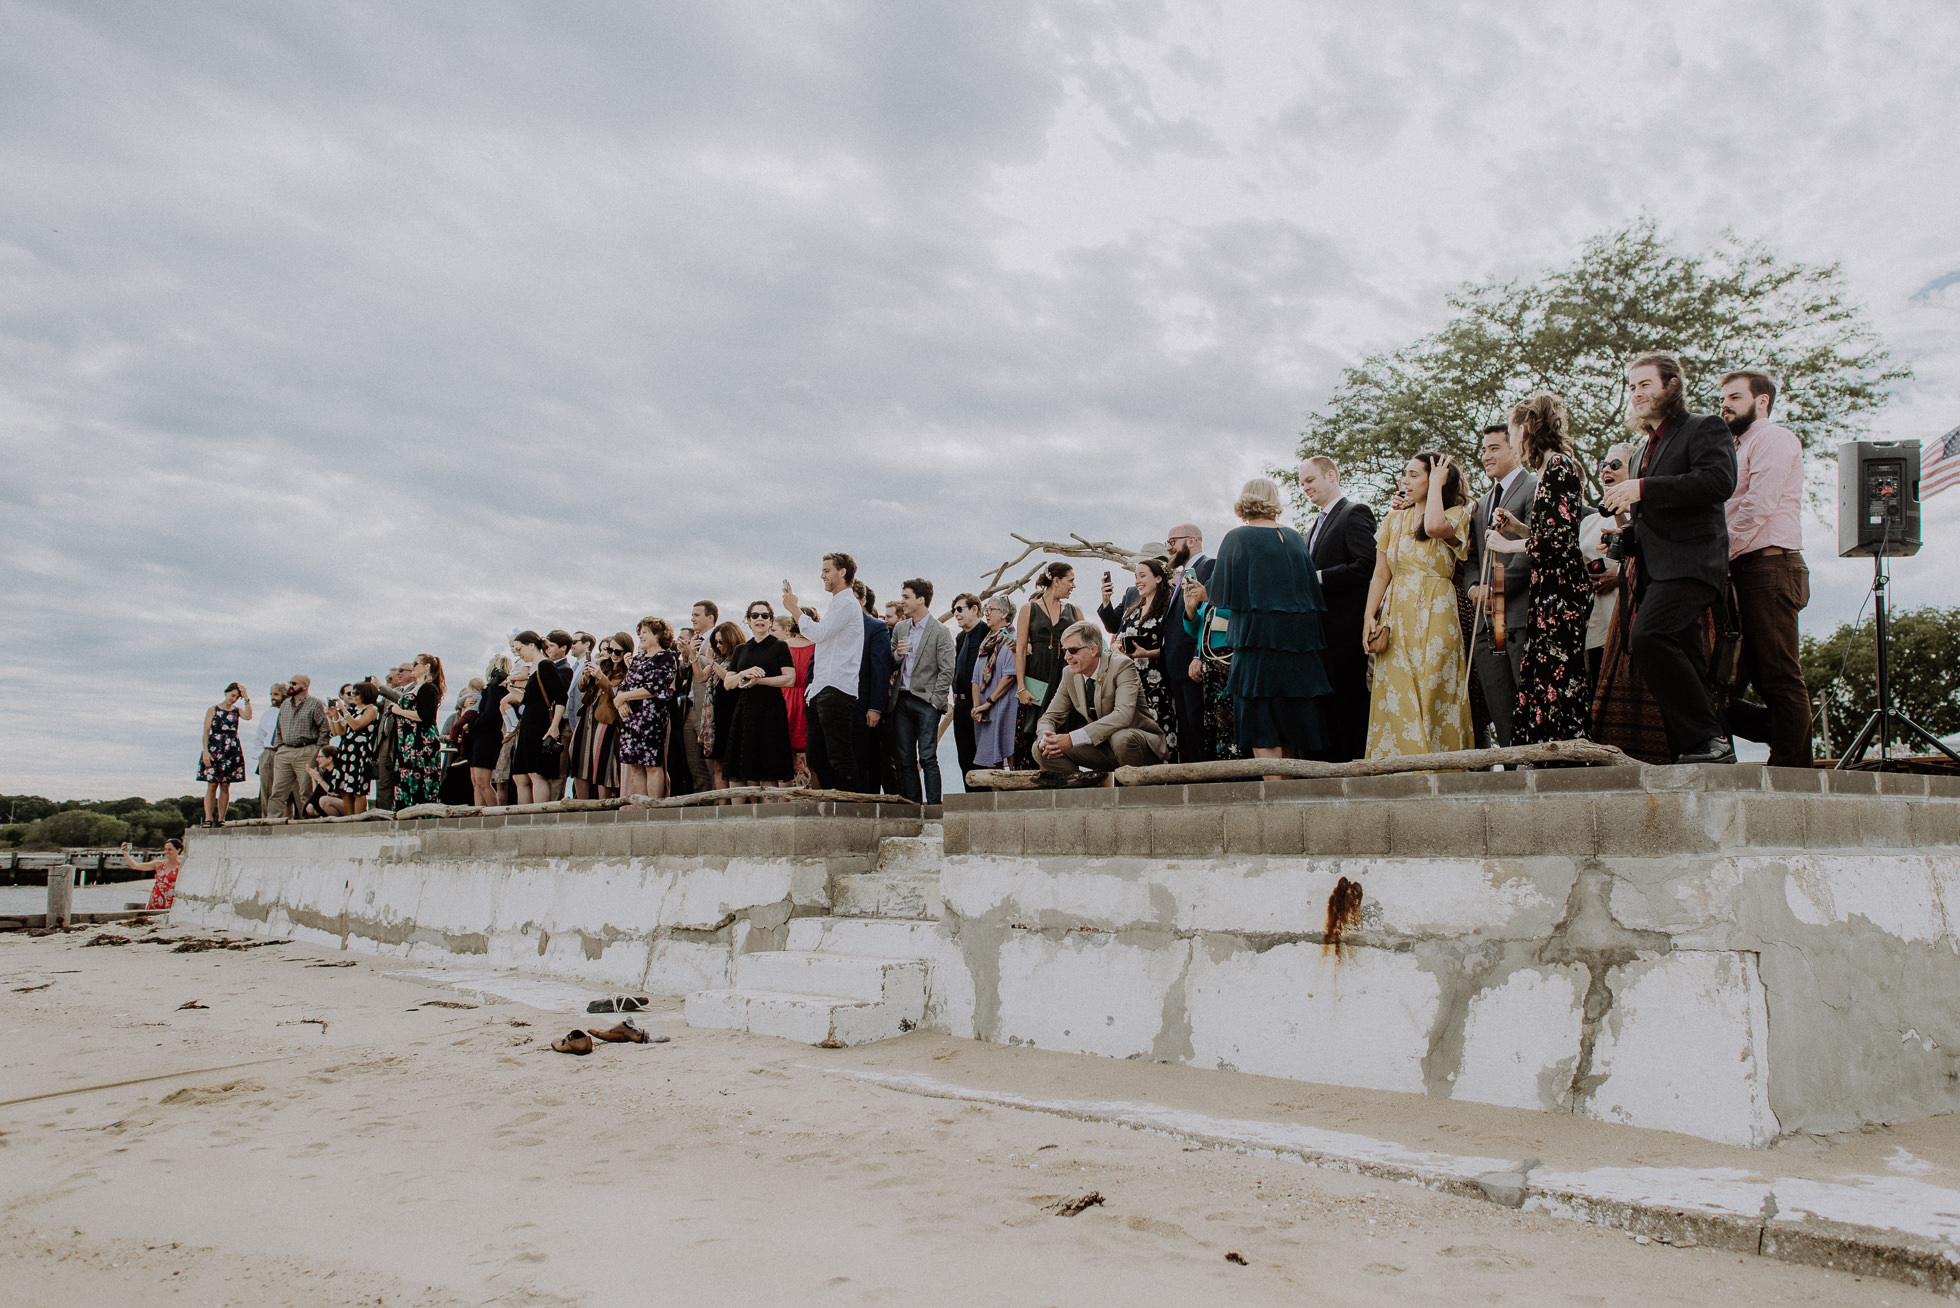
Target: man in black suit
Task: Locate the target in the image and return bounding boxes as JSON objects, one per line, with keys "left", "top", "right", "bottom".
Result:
{"left": 1098, "top": 526, "right": 1215, "bottom": 761}
{"left": 1602, "top": 352, "right": 1739, "bottom": 765}
{"left": 851, "top": 580, "right": 896, "bottom": 792}
{"left": 1299, "top": 457, "right": 1377, "bottom": 761}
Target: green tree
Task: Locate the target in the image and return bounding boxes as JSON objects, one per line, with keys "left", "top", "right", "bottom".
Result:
{"left": 1800, "top": 607, "right": 1960, "bottom": 756}
{"left": 32, "top": 810, "right": 131, "bottom": 848}
{"left": 123, "top": 805, "right": 188, "bottom": 846}
{"left": 1288, "top": 220, "right": 1909, "bottom": 511}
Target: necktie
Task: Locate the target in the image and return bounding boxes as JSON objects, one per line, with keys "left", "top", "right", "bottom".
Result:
{"left": 1085, "top": 679, "right": 1098, "bottom": 721}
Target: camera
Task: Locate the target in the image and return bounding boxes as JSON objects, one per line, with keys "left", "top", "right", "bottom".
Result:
{"left": 1601, "top": 529, "right": 1630, "bottom": 563}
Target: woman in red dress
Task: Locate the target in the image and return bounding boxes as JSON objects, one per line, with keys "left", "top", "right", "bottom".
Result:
{"left": 121, "top": 839, "right": 184, "bottom": 911}
{"left": 775, "top": 611, "right": 817, "bottom": 787}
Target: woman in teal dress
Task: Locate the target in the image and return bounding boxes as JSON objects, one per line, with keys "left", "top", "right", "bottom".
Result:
{"left": 1207, "top": 478, "right": 1333, "bottom": 762}
{"left": 1179, "top": 585, "right": 1244, "bottom": 761}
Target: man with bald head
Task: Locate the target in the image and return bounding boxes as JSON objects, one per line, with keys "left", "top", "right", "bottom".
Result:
{"left": 269, "top": 673, "right": 329, "bottom": 817}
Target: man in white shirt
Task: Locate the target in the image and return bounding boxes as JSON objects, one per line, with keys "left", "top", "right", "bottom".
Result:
{"left": 784, "top": 552, "right": 866, "bottom": 792}
{"left": 252, "top": 682, "right": 286, "bottom": 812}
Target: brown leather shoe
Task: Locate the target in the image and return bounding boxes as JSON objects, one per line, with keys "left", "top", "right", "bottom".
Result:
{"left": 590, "top": 1020, "right": 649, "bottom": 1044}
{"left": 551, "top": 1029, "right": 595, "bottom": 1055}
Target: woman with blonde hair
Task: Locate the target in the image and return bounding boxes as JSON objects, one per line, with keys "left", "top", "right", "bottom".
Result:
{"left": 614, "top": 618, "right": 680, "bottom": 800}
{"left": 1485, "top": 391, "right": 1593, "bottom": 743}
{"left": 1363, "top": 453, "right": 1476, "bottom": 757}
{"left": 1202, "top": 477, "right": 1332, "bottom": 765}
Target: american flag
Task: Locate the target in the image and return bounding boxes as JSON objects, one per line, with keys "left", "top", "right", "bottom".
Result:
{"left": 1927, "top": 425, "right": 1960, "bottom": 500}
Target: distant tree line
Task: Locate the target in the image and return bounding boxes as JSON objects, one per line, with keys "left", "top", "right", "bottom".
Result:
{"left": 1, "top": 794, "right": 261, "bottom": 850}
{"left": 1799, "top": 607, "right": 1960, "bottom": 757}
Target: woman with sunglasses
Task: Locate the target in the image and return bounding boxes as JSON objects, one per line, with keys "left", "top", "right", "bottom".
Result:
{"left": 1580, "top": 443, "right": 1636, "bottom": 688}
{"left": 1115, "top": 558, "right": 1178, "bottom": 760}
{"left": 718, "top": 601, "right": 796, "bottom": 798}
{"left": 570, "top": 632, "right": 634, "bottom": 799}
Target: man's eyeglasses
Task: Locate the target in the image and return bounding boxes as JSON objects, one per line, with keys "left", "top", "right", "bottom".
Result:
{"left": 1061, "top": 644, "right": 1091, "bottom": 658}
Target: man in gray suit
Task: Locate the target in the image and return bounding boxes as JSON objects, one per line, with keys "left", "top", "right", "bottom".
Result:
{"left": 1035, "top": 621, "right": 1169, "bottom": 777}
{"left": 1464, "top": 422, "right": 1536, "bottom": 746}
{"left": 888, "top": 578, "right": 958, "bottom": 803}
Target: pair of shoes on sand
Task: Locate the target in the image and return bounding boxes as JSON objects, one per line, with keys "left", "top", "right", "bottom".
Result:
{"left": 552, "top": 1020, "right": 670, "bottom": 1054}
{"left": 586, "top": 995, "right": 648, "bottom": 1013}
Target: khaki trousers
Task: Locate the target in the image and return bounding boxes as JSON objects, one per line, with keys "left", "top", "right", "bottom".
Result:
{"left": 269, "top": 744, "right": 316, "bottom": 816}
{"left": 257, "top": 748, "right": 278, "bottom": 811}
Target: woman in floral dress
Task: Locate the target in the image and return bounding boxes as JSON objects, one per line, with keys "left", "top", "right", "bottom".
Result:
{"left": 1116, "top": 558, "right": 1179, "bottom": 759}
{"left": 195, "top": 683, "right": 251, "bottom": 827}
{"left": 329, "top": 682, "right": 380, "bottom": 813}
{"left": 1362, "top": 453, "right": 1476, "bottom": 758}
{"left": 389, "top": 654, "right": 446, "bottom": 810}
{"left": 1179, "top": 586, "right": 1244, "bottom": 761}
{"left": 614, "top": 617, "right": 681, "bottom": 800}
{"left": 1485, "top": 392, "right": 1593, "bottom": 744}
{"left": 121, "top": 839, "right": 184, "bottom": 911}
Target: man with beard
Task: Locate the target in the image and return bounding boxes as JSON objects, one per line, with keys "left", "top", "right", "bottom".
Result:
{"left": 1718, "top": 369, "right": 1812, "bottom": 768}
{"left": 1602, "top": 352, "right": 1739, "bottom": 764}
{"left": 1298, "top": 458, "right": 1376, "bottom": 761}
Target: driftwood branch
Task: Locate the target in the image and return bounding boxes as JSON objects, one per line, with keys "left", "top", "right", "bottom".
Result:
{"left": 973, "top": 533, "right": 1155, "bottom": 607}
{"left": 1111, "top": 740, "right": 1632, "bottom": 787}
{"left": 626, "top": 787, "right": 918, "bottom": 809}
{"left": 962, "top": 768, "right": 1109, "bottom": 791}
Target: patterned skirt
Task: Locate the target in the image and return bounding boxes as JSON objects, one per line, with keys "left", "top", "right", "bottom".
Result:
{"left": 394, "top": 725, "right": 443, "bottom": 809}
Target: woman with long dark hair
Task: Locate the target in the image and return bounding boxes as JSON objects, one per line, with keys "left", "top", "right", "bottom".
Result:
{"left": 467, "top": 655, "right": 510, "bottom": 806}
{"left": 570, "top": 632, "right": 633, "bottom": 799}
{"left": 329, "top": 682, "right": 380, "bottom": 813}
{"left": 1363, "top": 452, "right": 1475, "bottom": 757}
{"left": 700, "top": 620, "right": 746, "bottom": 792}
{"left": 1116, "top": 557, "right": 1178, "bottom": 759}
{"left": 196, "top": 683, "right": 252, "bottom": 826}
{"left": 505, "top": 632, "right": 564, "bottom": 805}
{"left": 387, "top": 653, "right": 446, "bottom": 809}
{"left": 121, "top": 839, "right": 184, "bottom": 911}
{"left": 1013, "top": 563, "right": 1081, "bottom": 767}
{"left": 1485, "top": 392, "right": 1593, "bottom": 743}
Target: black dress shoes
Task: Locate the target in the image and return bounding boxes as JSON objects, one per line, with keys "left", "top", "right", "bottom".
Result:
{"left": 1674, "top": 738, "right": 1738, "bottom": 765}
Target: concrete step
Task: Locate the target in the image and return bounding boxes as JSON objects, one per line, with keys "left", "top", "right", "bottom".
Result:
{"left": 786, "top": 916, "right": 940, "bottom": 956}
{"left": 832, "top": 870, "right": 940, "bottom": 921}
{"left": 733, "top": 950, "right": 926, "bottom": 1008}
{"left": 875, "top": 834, "right": 944, "bottom": 878}
{"left": 683, "top": 987, "right": 913, "bottom": 1046}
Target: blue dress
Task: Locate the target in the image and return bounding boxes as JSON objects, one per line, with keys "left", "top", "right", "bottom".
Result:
{"left": 1211, "top": 523, "right": 1334, "bottom": 754}
{"left": 971, "top": 630, "right": 1019, "bottom": 768}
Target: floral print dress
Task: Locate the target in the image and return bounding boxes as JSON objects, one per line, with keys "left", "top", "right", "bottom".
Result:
{"left": 333, "top": 714, "right": 378, "bottom": 796}
{"left": 1514, "top": 452, "right": 1593, "bottom": 743}
{"left": 1117, "top": 604, "right": 1178, "bottom": 759}
{"left": 196, "top": 705, "right": 246, "bottom": 783}
{"left": 1365, "top": 504, "right": 1476, "bottom": 758}
{"left": 393, "top": 684, "right": 443, "bottom": 809}
{"left": 618, "top": 650, "right": 679, "bottom": 768}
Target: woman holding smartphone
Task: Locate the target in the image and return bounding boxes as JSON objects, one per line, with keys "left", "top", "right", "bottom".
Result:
{"left": 1115, "top": 558, "right": 1177, "bottom": 760}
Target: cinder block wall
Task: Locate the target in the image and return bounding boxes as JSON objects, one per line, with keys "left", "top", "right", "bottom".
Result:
{"left": 936, "top": 765, "right": 1960, "bottom": 1147}
{"left": 176, "top": 803, "right": 927, "bottom": 994}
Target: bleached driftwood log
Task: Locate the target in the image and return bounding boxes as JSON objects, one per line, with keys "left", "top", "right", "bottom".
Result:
{"left": 965, "top": 739, "right": 1631, "bottom": 790}
{"left": 626, "top": 787, "right": 919, "bottom": 809}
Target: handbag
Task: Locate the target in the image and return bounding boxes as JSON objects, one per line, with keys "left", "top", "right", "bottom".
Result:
{"left": 1709, "top": 580, "right": 1745, "bottom": 698}
{"left": 1366, "top": 586, "right": 1393, "bottom": 656}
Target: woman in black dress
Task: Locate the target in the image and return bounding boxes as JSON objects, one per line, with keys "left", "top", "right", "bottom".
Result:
{"left": 720, "top": 601, "right": 797, "bottom": 799}
{"left": 1116, "top": 559, "right": 1178, "bottom": 760}
{"left": 507, "top": 630, "right": 568, "bottom": 805}
{"left": 467, "top": 657, "right": 510, "bottom": 806}
{"left": 703, "top": 620, "right": 745, "bottom": 791}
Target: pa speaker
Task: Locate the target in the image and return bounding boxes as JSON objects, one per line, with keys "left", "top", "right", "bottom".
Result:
{"left": 1837, "top": 440, "right": 1922, "bottom": 558}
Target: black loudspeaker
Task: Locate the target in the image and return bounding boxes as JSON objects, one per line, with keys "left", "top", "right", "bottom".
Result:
{"left": 1837, "top": 440, "right": 1922, "bottom": 558}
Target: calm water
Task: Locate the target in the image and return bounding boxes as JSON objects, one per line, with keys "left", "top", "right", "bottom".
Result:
{"left": 0, "top": 881, "right": 156, "bottom": 914}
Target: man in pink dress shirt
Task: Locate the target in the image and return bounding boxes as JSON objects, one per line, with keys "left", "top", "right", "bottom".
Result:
{"left": 1719, "top": 370, "right": 1813, "bottom": 767}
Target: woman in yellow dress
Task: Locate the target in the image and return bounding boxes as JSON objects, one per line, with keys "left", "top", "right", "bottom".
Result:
{"left": 1362, "top": 452, "right": 1476, "bottom": 758}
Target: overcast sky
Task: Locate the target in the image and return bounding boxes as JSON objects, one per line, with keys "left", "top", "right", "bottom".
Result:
{"left": 5, "top": 0, "right": 1958, "bottom": 800}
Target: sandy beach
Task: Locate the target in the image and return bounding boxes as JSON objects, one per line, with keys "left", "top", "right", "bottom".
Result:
{"left": 2, "top": 922, "right": 1941, "bottom": 1307}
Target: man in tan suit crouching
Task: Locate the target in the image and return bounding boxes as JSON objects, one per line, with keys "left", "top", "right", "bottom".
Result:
{"left": 1035, "top": 620, "right": 1169, "bottom": 779}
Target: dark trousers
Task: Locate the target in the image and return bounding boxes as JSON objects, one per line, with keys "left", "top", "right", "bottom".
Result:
{"left": 854, "top": 714, "right": 888, "bottom": 796}
{"left": 952, "top": 691, "right": 977, "bottom": 791}
{"left": 1631, "top": 576, "right": 1722, "bottom": 758}
{"left": 1472, "top": 627, "right": 1527, "bottom": 747}
{"left": 1727, "top": 550, "right": 1813, "bottom": 767}
{"left": 1320, "top": 618, "right": 1370, "bottom": 762}
{"left": 1173, "top": 677, "right": 1204, "bottom": 763}
{"left": 889, "top": 692, "right": 944, "bottom": 804}
{"left": 805, "top": 687, "right": 859, "bottom": 793}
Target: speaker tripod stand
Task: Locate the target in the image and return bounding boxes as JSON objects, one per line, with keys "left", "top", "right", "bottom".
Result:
{"left": 1836, "top": 552, "right": 1960, "bottom": 769}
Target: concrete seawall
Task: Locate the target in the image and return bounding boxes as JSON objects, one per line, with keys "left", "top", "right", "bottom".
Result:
{"left": 178, "top": 764, "right": 1960, "bottom": 1148}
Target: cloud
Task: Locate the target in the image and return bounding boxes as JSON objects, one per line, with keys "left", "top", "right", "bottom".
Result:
{"left": 3, "top": 0, "right": 1958, "bottom": 796}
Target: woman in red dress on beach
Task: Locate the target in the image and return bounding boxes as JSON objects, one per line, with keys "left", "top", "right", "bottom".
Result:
{"left": 121, "top": 839, "right": 184, "bottom": 911}
{"left": 775, "top": 611, "right": 816, "bottom": 787}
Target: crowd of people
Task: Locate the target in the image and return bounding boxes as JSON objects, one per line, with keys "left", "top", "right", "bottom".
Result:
{"left": 190, "top": 349, "right": 1812, "bottom": 820}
